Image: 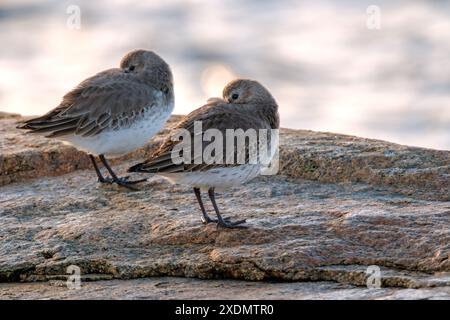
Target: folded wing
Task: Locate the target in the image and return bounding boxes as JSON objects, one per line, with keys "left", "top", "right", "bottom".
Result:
{"left": 17, "top": 69, "right": 163, "bottom": 138}
{"left": 129, "top": 100, "right": 272, "bottom": 173}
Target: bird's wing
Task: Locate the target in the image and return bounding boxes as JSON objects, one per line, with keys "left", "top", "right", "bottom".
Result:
{"left": 17, "top": 69, "right": 164, "bottom": 138}
{"left": 129, "top": 100, "right": 271, "bottom": 173}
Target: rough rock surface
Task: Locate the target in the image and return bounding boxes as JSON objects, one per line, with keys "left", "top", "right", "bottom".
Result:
{"left": 0, "top": 113, "right": 183, "bottom": 186}
{"left": 2, "top": 277, "right": 450, "bottom": 300}
{"left": 280, "top": 130, "right": 449, "bottom": 201}
{"left": 0, "top": 113, "right": 449, "bottom": 299}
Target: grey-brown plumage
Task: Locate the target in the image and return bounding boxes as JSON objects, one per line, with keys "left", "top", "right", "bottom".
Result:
{"left": 129, "top": 79, "right": 280, "bottom": 227}
{"left": 130, "top": 79, "right": 279, "bottom": 173}
{"left": 17, "top": 49, "right": 174, "bottom": 190}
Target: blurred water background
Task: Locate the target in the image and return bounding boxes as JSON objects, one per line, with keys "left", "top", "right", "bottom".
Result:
{"left": 0, "top": 0, "right": 449, "bottom": 150}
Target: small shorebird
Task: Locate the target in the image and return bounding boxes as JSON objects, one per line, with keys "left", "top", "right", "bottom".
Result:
{"left": 17, "top": 49, "right": 174, "bottom": 190}
{"left": 128, "top": 79, "right": 279, "bottom": 228}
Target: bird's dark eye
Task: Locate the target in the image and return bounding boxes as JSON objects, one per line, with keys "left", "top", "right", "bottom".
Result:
{"left": 231, "top": 93, "right": 239, "bottom": 100}
{"left": 162, "top": 86, "right": 169, "bottom": 94}
{"left": 129, "top": 65, "right": 135, "bottom": 71}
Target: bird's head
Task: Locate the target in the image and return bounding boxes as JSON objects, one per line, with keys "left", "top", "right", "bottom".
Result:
{"left": 222, "top": 79, "right": 276, "bottom": 105}
{"left": 120, "top": 49, "right": 173, "bottom": 93}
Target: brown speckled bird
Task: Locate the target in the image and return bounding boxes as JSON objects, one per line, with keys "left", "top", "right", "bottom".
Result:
{"left": 17, "top": 49, "right": 174, "bottom": 190}
{"left": 129, "top": 79, "right": 280, "bottom": 228}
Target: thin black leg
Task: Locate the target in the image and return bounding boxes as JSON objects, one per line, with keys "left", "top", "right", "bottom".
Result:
{"left": 207, "top": 187, "right": 247, "bottom": 228}
{"left": 194, "top": 187, "right": 217, "bottom": 224}
{"left": 89, "top": 155, "right": 112, "bottom": 183}
{"left": 98, "top": 154, "right": 146, "bottom": 190}
{"left": 99, "top": 154, "right": 120, "bottom": 180}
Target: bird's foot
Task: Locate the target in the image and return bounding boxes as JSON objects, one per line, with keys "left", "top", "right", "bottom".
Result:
{"left": 202, "top": 216, "right": 231, "bottom": 224}
{"left": 119, "top": 176, "right": 147, "bottom": 185}
{"left": 216, "top": 218, "right": 247, "bottom": 229}
{"left": 98, "top": 176, "right": 146, "bottom": 190}
{"left": 98, "top": 177, "right": 114, "bottom": 184}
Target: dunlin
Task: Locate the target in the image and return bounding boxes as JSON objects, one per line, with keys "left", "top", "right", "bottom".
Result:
{"left": 129, "top": 79, "right": 279, "bottom": 228}
{"left": 17, "top": 49, "right": 174, "bottom": 190}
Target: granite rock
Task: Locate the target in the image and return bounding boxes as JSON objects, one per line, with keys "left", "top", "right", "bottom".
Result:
{"left": 1, "top": 277, "right": 450, "bottom": 300}
{"left": 0, "top": 113, "right": 449, "bottom": 299}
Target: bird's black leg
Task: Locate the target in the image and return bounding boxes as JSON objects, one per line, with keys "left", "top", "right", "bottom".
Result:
{"left": 194, "top": 187, "right": 218, "bottom": 224}
{"left": 207, "top": 187, "right": 247, "bottom": 229}
{"left": 89, "top": 155, "right": 113, "bottom": 183}
{"left": 98, "top": 154, "right": 146, "bottom": 190}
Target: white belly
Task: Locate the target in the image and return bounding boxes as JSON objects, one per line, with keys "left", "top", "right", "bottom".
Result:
{"left": 61, "top": 105, "right": 173, "bottom": 157}
{"left": 159, "top": 164, "right": 262, "bottom": 190}
{"left": 157, "top": 131, "right": 279, "bottom": 189}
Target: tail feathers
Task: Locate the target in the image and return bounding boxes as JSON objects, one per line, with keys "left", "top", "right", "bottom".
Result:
{"left": 128, "top": 162, "right": 146, "bottom": 173}
{"left": 16, "top": 121, "right": 34, "bottom": 130}
{"left": 128, "top": 159, "right": 184, "bottom": 174}
{"left": 127, "top": 162, "right": 163, "bottom": 173}
{"left": 127, "top": 162, "right": 168, "bottom": 173}
{"left": 16, "top": 121, "right": 50, "bottom": 132}
{"left": 16, "top": 117, "right": 78, "bottom": 137}
{"left": 16, "top": 114, "right": 53, "bottom": 130}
